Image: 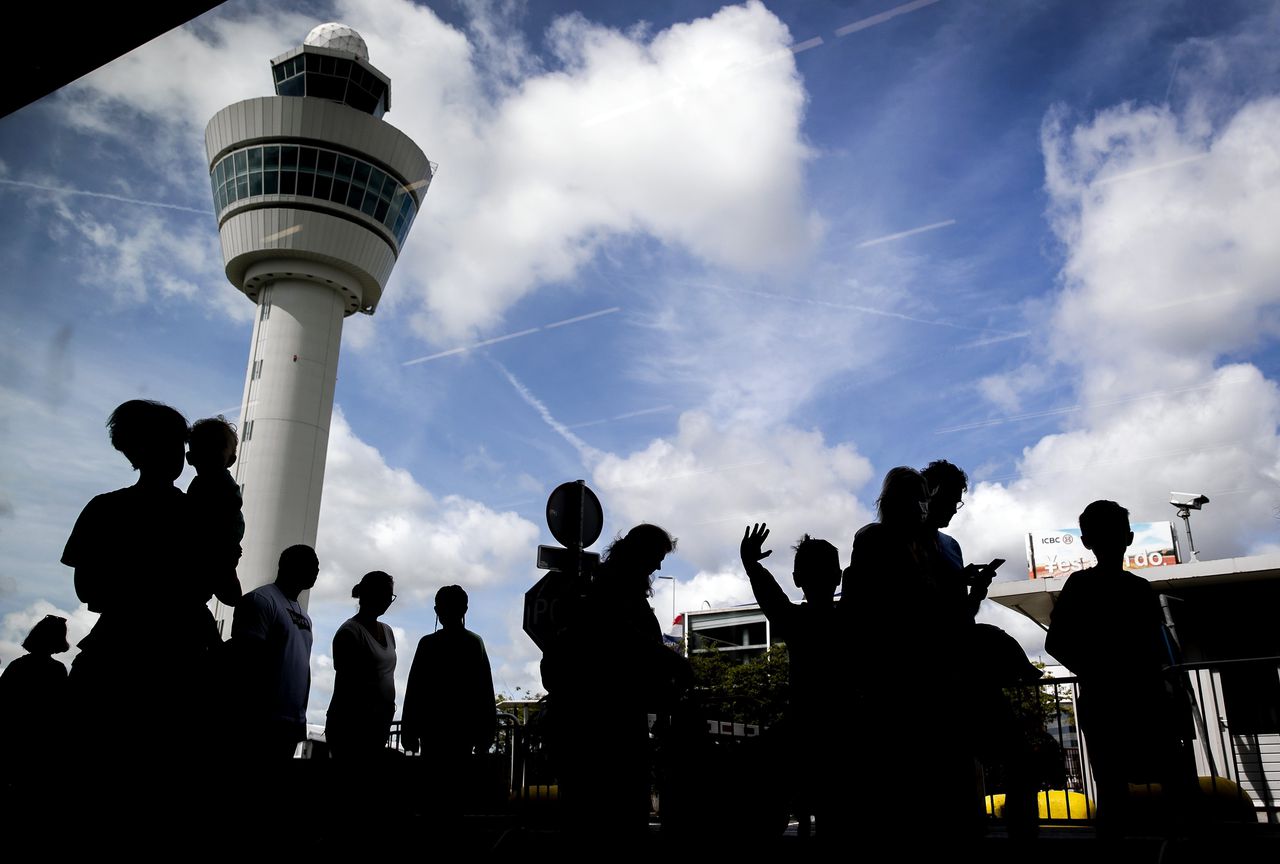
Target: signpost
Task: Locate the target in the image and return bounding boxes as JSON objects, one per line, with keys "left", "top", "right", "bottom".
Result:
{"left": 523, "top": 480, "right": 604, "bottom": 651}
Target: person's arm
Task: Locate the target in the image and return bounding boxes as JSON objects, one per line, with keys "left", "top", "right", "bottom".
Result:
{"left": 331, "top": 624, "right": 363, "bottom": 675}
{"left": 400, "top": 638, "right": 428, "bottom": 753}
{"left": 475, "top": 637, "right": 497, "bottom": 753}
{"left": 839, "top": 525, "right": 881, "bottom": 620}
{"left": 963, "top": 558, "right": 996, "bottom": 620}
{"left": 230, "top": 591, "right": 273, "bottom": 708}
{"left": 740, "top": 523, "right": 794, "bottom": 635}
{"left": 63, "top": 498, "right": 109, "bottom": 613}
{"left": 211, "top": 565, "right": 243, "bottom": 607}
{"left": 1045, "top": 579, "right": 1085, "bottom": 674}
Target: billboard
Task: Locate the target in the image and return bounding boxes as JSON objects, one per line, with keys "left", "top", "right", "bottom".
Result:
{"left": 1025, "top": 521, "right": 1180, "bottom": 579}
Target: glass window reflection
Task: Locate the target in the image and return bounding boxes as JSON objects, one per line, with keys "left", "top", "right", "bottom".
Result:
{"left": 210, "top": 144, "right": 420, "bottom": 246}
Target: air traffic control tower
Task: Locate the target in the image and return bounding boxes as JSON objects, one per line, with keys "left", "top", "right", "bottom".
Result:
{"left": 205, "top": 23, "right": 432, "bottom": 618}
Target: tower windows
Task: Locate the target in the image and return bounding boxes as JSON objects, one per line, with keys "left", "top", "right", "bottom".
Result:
{"left": 270, "top": 49, "right": 389, "bottom": 118}
{"left": 211, "top": 144, "right": 422, "bottom": 246}
{"left": 316, "top": 150, "right": 336, "bottom": 177}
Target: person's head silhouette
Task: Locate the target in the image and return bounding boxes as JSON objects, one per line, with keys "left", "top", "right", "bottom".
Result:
{"left": 276, "top": 544, "right": 319, "bottom": 600}
{"left": 187, "top": 416, "right": 238, "bottom": 474}
{"left": 792, "top": 535, "right": 840, "bottom": 603}
{"left": 435, "top": 584, "right": 468, "bottom": 629}
{"left": 598, "top": 523, "right": 677, "bottom": 598}
{"left": 107, "top": 399, "right": 189, "bottom": 484}
{"left": 876, "top": 466, "right": 930, "bottom": 529}
{"left": 22, "top": 615, "right": 69, "bottom": 656}
{"left": 1078, "top": 500, "right": 1133, "bottom": 569}
{"left": 922, "top": 459, "right": 968, "bottom": 530}
{"left": 352, "top": 570, "right": 395, "bottom": 617}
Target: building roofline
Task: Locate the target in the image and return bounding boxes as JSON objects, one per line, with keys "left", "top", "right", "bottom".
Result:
{"left": 989, "top": 551, "right": 1280, "bottom": 628}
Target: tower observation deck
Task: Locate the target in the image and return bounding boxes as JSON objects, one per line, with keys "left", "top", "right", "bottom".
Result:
{"left": 205, "top": 23, "right": 432, "bottom": 618}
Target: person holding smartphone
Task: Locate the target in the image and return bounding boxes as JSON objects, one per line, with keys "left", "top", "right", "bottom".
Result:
{"left": 921, "top": 459, "right": 1002, "bottom": 619}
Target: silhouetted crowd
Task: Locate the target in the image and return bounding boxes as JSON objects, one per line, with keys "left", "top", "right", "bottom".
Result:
{"left": 0, "top": 399, "right": 1201, "bottom": 849}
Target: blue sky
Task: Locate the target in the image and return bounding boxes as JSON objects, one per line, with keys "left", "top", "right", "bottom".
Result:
{"left": 2, "top": 0, "right": 1279, "bottom": 723}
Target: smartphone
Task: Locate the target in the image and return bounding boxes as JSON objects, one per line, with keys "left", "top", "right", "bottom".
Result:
{"left": 964, "top": 558, "right": 1005, "bottom": 585}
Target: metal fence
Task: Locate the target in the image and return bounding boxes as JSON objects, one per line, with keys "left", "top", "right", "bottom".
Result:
{"left": 989, "top": 658, "right": 1280, "bottom": 827}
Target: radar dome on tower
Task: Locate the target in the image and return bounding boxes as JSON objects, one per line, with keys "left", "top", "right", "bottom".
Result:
{"left": 303, "top": 23, "right": 370, "bottom": 61}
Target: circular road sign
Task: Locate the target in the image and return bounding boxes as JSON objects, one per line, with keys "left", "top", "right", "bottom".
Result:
{"left": 546, "top": 481, "right": 603, "bottom": 549}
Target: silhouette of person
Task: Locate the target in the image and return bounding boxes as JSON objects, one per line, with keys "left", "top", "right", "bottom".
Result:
{"left": 969, "top": 623, "right": 1045, "bottom": 840}
{"left": 230, "top": 544, "right": 318, "bottom": 759}
{"left": 186, "top": 416, "right": 244, "bottom": 609}
{"left": 1046, "top": 500, "right": 1191, "bottom": 836}
{"left": 0, "top": 615, "right": 70, "bottom": 829}
{"left": 326, "top": 570, "right": 397, "bottom": 759}
{"left": 402, "top": 585, "right": 495, "bottom": 758}
{"left": 551, "top": 523, "right": 690, "bottom": 844}
{"left": 61, "top": 400, "right": 220, "bottom": 753}
{"left": 401, "top": 585, "right": 495, "bottom": 819}
{"left": 840, "top": 467, "right": 975, "bottom": 840}
{"left": 922, "top": 459, "right": 1035, "bottom": 833}
{"left": 0, "top": 615, "right": 70, "bottom": 775}
{"left": 840, "top": 466, "right": 938, "bottom": 664}
{"left": 740, "top": 524, "right": 841, "bottom": 840}
{"left": 922, "top": 459, "right": 996, "bottom": 619}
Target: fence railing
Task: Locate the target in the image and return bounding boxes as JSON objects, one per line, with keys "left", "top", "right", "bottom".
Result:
{"left": 321, "top": 658, "right": 1279, "bottom": 830}
{"left": 990, "top": 657, "right": 1280, "bottom": 827}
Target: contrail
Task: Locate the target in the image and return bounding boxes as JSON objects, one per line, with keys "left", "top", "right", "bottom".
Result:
{"left": 403, "top": 307, "right": 621, "bottom": 366}
{"left": 567, "top": 405, "right": 675, "bottom": 429}
{"left": 835, "top": 0, "right": 944, "bottom": 37}
{"left": 492, "top": 371, "right": 760, "bottom": 490}
{"left": 1093, "top": 152, "right": 1209, "bottom": 186}
{"left": 0, "top": 177, "right": 210, "bottom": 215}
{"left": 961, "top": 331, "right": 1031, "bottom": 348}
{"left": 855, "top": 219, "right": 956, "bottom": 248}
{"left": 492, "top": 360, "right": 599, "bottom": 462}
{"left": 543, "top": 307, "right": 621, "bottom": 329}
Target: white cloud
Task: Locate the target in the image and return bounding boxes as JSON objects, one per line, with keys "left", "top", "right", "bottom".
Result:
{"left": 56, "top": 7, "right": 320, "bottom": 162}
{"left": 933, "top": 87, "right": 1280, "bottom": 664}
{"left": 591, "top": 410, "right": 875, "bottom": 573}
{"left": 977, "top": 364, "right": 1047, "bottom": 415}
{"left": 59, "top": 0, "right": 820, "bottom": 344}
{"left": 958, "top": 364, "right": 1280, "bottom": 571}
{"left": 384, "top": 0, "right": 821, "bottom": 341}
{"left": 652, "top": 566, "right": 762, "bottom": 623}
{"left": 1041, "top": 97, "right": 1280, "bottom": 398}
{"left": 310, "top": 408, "right": 540, "bottom": 606}
{"left": 952, "top": 94, "right": 1280, "bottom": 585}
{"left": 490, "top": 610, "right": 546, "bottom": 698}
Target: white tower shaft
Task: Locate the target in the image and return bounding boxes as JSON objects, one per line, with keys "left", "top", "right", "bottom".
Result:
{"left": 235, "top": 269, "right": 353, "bottom": 600}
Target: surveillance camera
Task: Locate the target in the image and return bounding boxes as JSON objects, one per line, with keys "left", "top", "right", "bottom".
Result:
{"left": 1169, "top": 492, "right": 1210, "bottom": 510}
